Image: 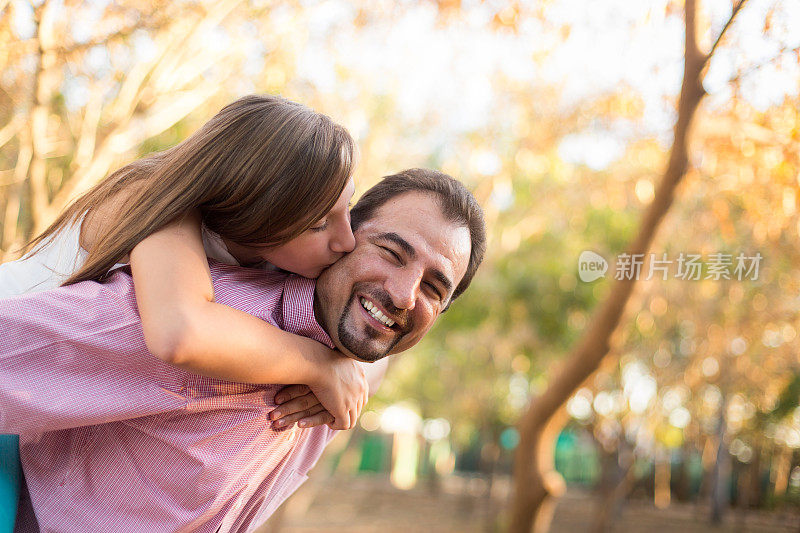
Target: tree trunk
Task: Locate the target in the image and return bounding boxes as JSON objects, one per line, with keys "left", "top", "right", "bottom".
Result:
{"left": 591, "top": 437, "right": 635, "bottom": 533}
{"left": 28, "top": 0, "right": 61, "bottom": 235}
{"left": 771, "top": 445, "right": 791, "bottom": 502}
{"left": 747, "top": 442, "right": 762, "bottom": 508}
{"left": 674, "top": 441, "right": 692, "bottom": 502}
{"left": 710, "top": 398, "right": 730, "bottom": 525}
{"left": 508, "top": 1, "right": 749, "bottom": 531}
{"left": 482, "top": 440, "right": 500, "bottom": 533}
{"left": 654, "top": 452, "right": 672, "bottom": 510}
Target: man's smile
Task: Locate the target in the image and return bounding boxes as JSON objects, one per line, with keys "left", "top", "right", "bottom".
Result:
{"left": 354, "top": 290, "right": 411, "bottom": 335}
{"left": 359, "top": 297, "right": 396, "bottom": 327}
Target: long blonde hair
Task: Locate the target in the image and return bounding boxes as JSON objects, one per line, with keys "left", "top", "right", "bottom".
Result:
{"left": 28, "top": 94, "right": 355, "bottom": 285}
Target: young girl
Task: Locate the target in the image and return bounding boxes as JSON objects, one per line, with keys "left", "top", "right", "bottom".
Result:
{"left": 0, "top": 94, "right": 371, "bottom": 530}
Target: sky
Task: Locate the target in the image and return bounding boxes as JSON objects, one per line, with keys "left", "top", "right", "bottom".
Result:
{"left": 292, "top": 0, "right": 800, "bottom": 169}
{"left": 8, "top": 0, "right": 800, "bottom": 171}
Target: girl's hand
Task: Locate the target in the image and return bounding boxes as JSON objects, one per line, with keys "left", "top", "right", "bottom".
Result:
{"left": 270, "top": 385, "right": 334, "bottom": 429}
{"left": 306, "top": 351, "right": 369, "bottom": 431}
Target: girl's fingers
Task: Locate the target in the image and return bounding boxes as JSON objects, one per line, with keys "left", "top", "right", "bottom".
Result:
{"left": 328, "top": 412, "right": 351, "bottom": 431}
{"left": 269, "top": 391, "right": 318, "bottom": 421}
{"left": 297, "top": 411, "right": 335, "bottom": 429}
{"left": 273, "top": 384, "right": 311, "bottom": 405}
{"left": 272, "top": 403, "right": 326, "bottom": 428}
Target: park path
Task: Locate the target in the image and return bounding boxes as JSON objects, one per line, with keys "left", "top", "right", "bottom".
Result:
{"left": 261, "top": 474, "right": 799, "bottom": 532}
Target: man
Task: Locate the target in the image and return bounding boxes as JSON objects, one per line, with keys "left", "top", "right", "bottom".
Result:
{"left": 0, "top": 169, "right": 486, "bottom": 532}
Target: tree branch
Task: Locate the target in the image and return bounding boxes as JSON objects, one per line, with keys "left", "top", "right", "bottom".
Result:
{"left": 685, "top": 0, "right": 701, "bottom": 64}
{"left": 1, "top": 130, "right": 31, "bottom": 255}
{"left": 73, "top": 84, "right": 104, "bottom": 166}
{"left": 702, "top": 0, "right": 749, "bottom": 70}
{"left": 55, "top": 20, "right": 164, "bottom": 57}
{"left": 46, "top": 80, "right": 224, "bottom": 222}
{"left": 724, "top": 44, "right": 800, "bottom": 87}
{"left": 4, "top": 7, "right": 193, "bottom": 61}
{"left": 0, "top": 1, "right": 11, "bottom": 21}
{"left": 0, "top": 117, "right": 20, "bottom": 150}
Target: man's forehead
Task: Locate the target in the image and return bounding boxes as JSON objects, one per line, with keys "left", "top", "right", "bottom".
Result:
{"left": 357, "top": 190, "right": 440, "bottom": 230}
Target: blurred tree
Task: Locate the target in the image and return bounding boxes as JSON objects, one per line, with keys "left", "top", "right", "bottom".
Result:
{"left": 509, "top": 1, "right": 750, "bottom": 531}
{"left": 0, "top": 0, "right": 277, "bottom": 259}
{"left": 615, "top": 84, "right": 800, "bottom": 519}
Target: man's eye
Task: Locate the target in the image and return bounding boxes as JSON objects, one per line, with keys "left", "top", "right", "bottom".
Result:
{"left": 381, "top": 246, "right": 401, "bottom": 262}
{"left": 424, "top": 282, "right": 443, "bottom": 300}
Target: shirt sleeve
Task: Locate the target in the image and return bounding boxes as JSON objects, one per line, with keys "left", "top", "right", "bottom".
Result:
{"left": 0, "top": 274, "right": 187, "bottom": 435}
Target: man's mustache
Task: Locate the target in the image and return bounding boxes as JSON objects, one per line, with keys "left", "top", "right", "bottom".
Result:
{"left": 362, "top": 288, "right": 412, "bottom": 334}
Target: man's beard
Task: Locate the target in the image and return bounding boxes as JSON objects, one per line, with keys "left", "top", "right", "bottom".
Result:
{"left": 336, "top": 289, "right": 409, "bottom": 362}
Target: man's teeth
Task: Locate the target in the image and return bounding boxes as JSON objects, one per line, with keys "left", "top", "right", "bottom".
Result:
{"left": 360, "top": 298, "right": 395, "bottom": 327}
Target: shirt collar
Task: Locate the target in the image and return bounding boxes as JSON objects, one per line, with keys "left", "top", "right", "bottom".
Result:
{"left": 282, "top": 275, "right": 335, "bottom": 349}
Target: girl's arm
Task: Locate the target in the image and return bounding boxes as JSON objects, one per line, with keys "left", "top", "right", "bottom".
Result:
{"left": 81, "top": 209, "right": 368, "bottom": 431}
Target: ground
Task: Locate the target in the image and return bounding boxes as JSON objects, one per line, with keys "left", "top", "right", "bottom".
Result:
{"left": 260, "top": 474, "right": 800, "bottom": 533}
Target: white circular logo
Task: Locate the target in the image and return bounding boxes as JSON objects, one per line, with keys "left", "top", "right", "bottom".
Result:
{"left": 578, "top": 251, "right": 608, "bottom": 282}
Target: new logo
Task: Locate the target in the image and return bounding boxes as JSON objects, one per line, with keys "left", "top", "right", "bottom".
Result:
{"left": 578, "top": 251, "right": 608, "bottom": 282}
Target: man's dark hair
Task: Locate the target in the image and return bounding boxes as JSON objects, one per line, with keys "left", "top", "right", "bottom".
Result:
{"left": 350, "top": 168, "right": 486, "bottom": 306}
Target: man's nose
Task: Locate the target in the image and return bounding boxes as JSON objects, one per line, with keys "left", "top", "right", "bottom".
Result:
{"left": 387, "top": 269, "right": 422, "bottom": 310}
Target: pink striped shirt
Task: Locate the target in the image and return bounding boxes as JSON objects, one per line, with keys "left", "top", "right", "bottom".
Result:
{"left": 0, "top": 262, "right": 337, "bottom": 532}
